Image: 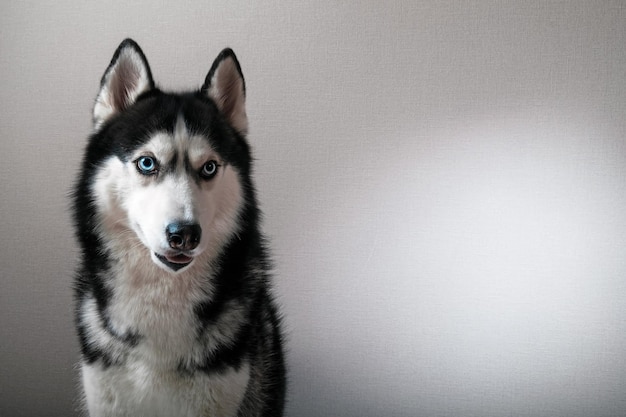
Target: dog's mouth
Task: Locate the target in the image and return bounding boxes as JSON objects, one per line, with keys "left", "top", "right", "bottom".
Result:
{"left": 155, "top": 252, "right": 194, "bottom": 272}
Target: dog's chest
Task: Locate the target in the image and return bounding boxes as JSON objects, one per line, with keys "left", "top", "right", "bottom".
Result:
{"left": 83, "top": 360, "right": 250, "bottom": 417}
{"left": 106, "top": 260, "right": 209, "bottom": 357}
{"left": 83, "top": 263, "right": 251, "bottom": 417}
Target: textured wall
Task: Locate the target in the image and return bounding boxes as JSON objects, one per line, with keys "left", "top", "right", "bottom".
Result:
{"left": 1, "top": 1, "right": 625, "bottom": 416}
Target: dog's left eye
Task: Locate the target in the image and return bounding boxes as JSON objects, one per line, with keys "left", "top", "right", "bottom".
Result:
{"left": 200, "top": 160, "right": 219, "bottom": 180}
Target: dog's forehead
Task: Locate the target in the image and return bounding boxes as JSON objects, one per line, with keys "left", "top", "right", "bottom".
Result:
{"left": 141, "top": 116, "right": 215, "bottom": 162}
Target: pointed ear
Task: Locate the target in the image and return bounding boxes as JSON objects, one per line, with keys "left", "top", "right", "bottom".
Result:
{"left": 201, "top": 48, "right": 248, "bottom": 136}
{"left": 93, "top": 39, "right": 154, "bottom": 130}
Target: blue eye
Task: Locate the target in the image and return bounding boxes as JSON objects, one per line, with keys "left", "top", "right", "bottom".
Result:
{"left": 200, "top": 160, "right": 219, "bottom": 179}
{"left": 136, "top": 156, "right": 157, "bottom": 175}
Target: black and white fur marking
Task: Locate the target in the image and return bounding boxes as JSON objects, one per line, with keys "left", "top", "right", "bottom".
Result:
{"left": 73, "top": 39, "right": 286, "bottom": 417}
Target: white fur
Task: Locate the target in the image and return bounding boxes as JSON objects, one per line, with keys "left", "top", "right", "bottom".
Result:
{"left": 83, "top": 361, "right": 250, "bottom": 417}
{"left": 84, "top": 117, "right": 248, "bottom": 417}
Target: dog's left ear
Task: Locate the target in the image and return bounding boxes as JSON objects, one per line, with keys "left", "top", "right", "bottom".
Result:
{"left": 93, "top": 39, "right": 155, "bottom": 130}
{"left": 202, "top": 49, "right": 248, "bottom": 136}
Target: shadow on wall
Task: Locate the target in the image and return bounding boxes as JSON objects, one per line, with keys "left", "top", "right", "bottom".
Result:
{"left": 277, "top": 105, "right": 626, "bottom": 417}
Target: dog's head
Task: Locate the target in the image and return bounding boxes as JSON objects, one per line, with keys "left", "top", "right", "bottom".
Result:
{"left": 82, "top": 39, "right": 252, "bottom": 273}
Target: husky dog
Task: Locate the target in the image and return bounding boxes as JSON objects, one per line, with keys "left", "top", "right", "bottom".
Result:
{"left": 72, "top": 39, "right": 285, "bottom": 417}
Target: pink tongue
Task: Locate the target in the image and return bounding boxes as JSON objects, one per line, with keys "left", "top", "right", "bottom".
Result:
{"left": 167, "top": 254, "right": 193, "bottom": 264}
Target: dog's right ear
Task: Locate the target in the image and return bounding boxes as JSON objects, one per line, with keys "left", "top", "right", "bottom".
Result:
{"left": 93, "top": 39, "right": 154, "bottom": 130}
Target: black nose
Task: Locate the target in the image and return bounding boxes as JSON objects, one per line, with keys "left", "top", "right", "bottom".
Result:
{"left": 166, "top": 222, "right": 201, "bottom": 251}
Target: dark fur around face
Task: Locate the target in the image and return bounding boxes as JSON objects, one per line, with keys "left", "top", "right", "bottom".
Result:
{"left": 72, "top": 39, "right": 286, "bottom": 416}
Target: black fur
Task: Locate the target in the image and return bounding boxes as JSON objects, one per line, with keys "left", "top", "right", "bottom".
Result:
{"left": 72, "top": 39, "right": 286, "bottom": 416}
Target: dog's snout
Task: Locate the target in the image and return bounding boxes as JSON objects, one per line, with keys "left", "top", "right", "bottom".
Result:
{"left": 166, "top": 222, "right": 202, "bottom": 251}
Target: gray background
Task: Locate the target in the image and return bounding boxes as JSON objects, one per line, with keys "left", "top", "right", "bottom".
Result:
{"left": 1, "top": 1, "right": 625, "bottom": 416}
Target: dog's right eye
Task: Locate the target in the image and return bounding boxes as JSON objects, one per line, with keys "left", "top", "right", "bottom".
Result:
{"left": 136, "top": 156, "right": 158, "bottom": 175}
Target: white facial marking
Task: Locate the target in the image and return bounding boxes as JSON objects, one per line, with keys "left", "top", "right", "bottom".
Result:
{"left": 91, "top": 116, "right": 244, "bottom": 274}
